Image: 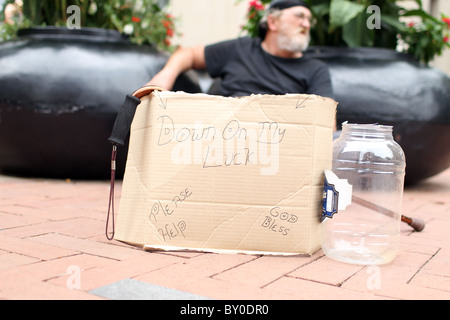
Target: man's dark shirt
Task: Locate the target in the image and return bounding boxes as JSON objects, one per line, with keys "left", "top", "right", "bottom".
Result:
{"left": 204, "top": 37, "right": 333, "bottom": 98}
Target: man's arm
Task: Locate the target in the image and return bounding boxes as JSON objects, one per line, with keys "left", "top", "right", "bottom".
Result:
{"left": 306, "top": 63, "right": 336, "bottom": 131}
{"left": 145, "top": 45, "right": 206, "bottom": 90}
{"left": 307, "top": 63, "right": 334, "bottom": 100}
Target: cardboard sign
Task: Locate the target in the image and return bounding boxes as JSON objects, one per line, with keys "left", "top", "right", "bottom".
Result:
{"left": 115, "top": 91, "right": 337, "bottom": 255}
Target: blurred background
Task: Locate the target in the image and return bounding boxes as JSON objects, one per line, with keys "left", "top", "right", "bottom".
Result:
{"left": 0, "top": 0, "right": 448, "bottom": 182}
{"left": 169, "top": 0, "right": 449, "bottom": 75}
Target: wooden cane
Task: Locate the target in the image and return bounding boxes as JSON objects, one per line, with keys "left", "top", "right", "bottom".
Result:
{"left": 352, "top": 196, "right": 425, "bottom": 232}
{"left": 106, "top": 85, "right": 166, "bottom": 241}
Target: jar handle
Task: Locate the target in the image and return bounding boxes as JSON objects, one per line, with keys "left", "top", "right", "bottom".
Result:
{"left": 322, "top": 178, "right": 339, "bottom": 221}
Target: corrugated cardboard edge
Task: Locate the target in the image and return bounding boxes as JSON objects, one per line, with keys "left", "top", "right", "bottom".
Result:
{"left": 143, "top": 244, "right": 312, "bottom": 256}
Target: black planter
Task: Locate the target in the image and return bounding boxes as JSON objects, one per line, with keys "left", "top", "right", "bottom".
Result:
{"left": 0, "top": 27, "right": 201, "bottom": 179}
{"left": 306, "top": 46, "right": 450, "bottom": 184}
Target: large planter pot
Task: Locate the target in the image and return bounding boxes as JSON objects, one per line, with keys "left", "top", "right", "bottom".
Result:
{"left": 0, "top": 27, "right": 201, "bottom": 179}
{"left": 307, "top": 46, "right": 450, "bottom": 184}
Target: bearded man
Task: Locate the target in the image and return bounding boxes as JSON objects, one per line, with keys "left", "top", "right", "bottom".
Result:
{"left": 147, "top": 0, "right": 333, "bottom": 98}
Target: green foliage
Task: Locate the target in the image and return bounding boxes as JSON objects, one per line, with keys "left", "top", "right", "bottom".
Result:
{"left": 240, "top": 0, "right": 267, "bottom": 37}
{"left": 402, "top": 10, "right": 450, "bottom": 64}
{"left": 0, "top": 0, "right": 178, "bottom": 52}
{"left": 238, "top": 0, "right": 450, "bottom": 64}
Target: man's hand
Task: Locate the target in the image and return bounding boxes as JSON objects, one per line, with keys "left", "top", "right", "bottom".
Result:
{"left": 145, "top": 69, "right": 178, "bottom": 91}
{"left": 145, "top": 45, "right": 206, "bottom": 91}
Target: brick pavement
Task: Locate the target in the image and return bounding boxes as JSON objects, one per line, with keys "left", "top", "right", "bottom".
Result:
{"left": 0, "top": 168, "right": 449, "bottom": 300}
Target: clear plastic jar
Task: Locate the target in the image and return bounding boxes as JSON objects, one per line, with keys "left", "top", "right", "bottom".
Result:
{"left": 321, "top": 123, "right": 406, "bottom": 265}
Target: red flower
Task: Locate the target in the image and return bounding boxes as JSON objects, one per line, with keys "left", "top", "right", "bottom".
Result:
{"left": 166, "top": 28, "right": 174, "bottom": 37}
{"left": 407, "top": 22, "right": 415, "bottom": 28}
{"left": 162, "top": 20, "right": 172, "bottom": 28}
{"left": 443, "top": 17, "right": 450, "bottom": 28}
{"left": 132, "top": 16, "right": 141, "bottom": 23}
{"left": 249, "top": 0, "right": 265, "bottom": 11}
{"left": 444, "top": 36, "right": 449, "bottom": 43}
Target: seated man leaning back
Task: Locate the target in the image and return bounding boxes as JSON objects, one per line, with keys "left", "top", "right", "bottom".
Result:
{"left": 146, "top": 0, "right": 333, "bottom": 100}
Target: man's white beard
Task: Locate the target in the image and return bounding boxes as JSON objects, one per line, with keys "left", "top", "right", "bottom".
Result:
{"left": 277, "top": 26, "right": 310, "bottom": 54}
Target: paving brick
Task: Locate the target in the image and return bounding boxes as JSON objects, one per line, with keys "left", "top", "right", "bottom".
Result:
{"left": 409, "top": 272, "right": 450, "bottom": 293}
{"left": 0, "top": 210, "right": 47, "bottom": 230}
{"left": 413, "top": 202, "right": 450, "bottom": 220}
{"left": 134, "top": 253, "right": 257, "bottom": 291}
{"left": 0, "top": 222, "right": 59, "bottom": 239}
{"left": 339, "top": 248, "right": 450, "bottom": 300}
{"left": 287, "top": 255, "right": 364, "bottom": 286}
{"left": 213, "top": 253, "right": 322, "bottom": 288}
{"left": 2, "top": 281, "right": 104, "bottom": 300}
{"left": 264, "top": 276, "right": 382, "bottom": 300}
{"left": 48, "top": 253, "right": 182, "bottom": 291}
{"left": 2, "top": 204, "right": 86, "bottom": 222}
{"left": 0, "top": 234, "right": 77, "bottom": 261}
{"left": 421, "top": 248, "right": 450, "bottom": 277}
{"left": 342, "top": 264, "right": 414, "bottom": 292}
{"left": 0, "top": 204, "right": 46, "bottom": 216}
{"left": 401, "top": 195, "right": 427, "bottom": 214}
{"left": 0, "top": 167, "right": 449, "bottom": 300}
{"left": 2, "top": 217, "right": 106, "bottom": 240}
{"left": 29, "top": 233, "right": 146, "bottom": 261}
{"left": 171, "top": 253, "right": 258, "bottom": 278}
{"left": 407, "top": 219, "right": 450, "bottom": 245}
{"left": 398, "top": 239, "right": 440, "bottom": 256}
{"left": 0, "top": 254, "right": 114, "bottom": 293}
{"left": 401, "top": 234, "right": 450, "bottom": 251}
{"left": 391, "top": 248, "right": 436, "bottom": 269}
{"left": 26, "top": 218, "right": 107, "bottom": 239}
{"left": 341, "top": 266, "right": 450, "bottom": 300}
{"left": 172, "top": 277, "right": 279, "bottom": 300}
{"left": 0, "top": 253, "right": 40, "bottom": 271}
